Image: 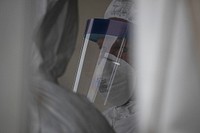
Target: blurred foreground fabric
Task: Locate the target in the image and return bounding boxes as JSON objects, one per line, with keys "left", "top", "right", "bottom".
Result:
{"left": 29, "top": 0, "right": 115, "bottom": 133}
{"left": 136, "top": 0, "right": 200, "bottom": 133}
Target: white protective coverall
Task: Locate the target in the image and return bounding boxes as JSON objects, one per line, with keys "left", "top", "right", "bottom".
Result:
{"left": 102, "top": 0, "right": 137, "bottom": 133}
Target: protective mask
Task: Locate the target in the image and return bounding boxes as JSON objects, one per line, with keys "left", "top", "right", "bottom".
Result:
{"left": 96, "top": 53, "right": 134, "bottom": 106}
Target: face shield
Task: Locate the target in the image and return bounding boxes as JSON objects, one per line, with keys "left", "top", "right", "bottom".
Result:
{"left": 73, "top": 18, "right": 134, "bottom": 111}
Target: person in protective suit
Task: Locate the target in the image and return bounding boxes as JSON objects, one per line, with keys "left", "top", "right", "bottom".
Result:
{"left": 100, "top": 0, "right": 137, "bottom": 133}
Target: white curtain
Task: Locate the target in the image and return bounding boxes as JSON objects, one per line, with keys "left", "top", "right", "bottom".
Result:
{"left": 0, "top": 0, "right": 32, "bottom": 133}
{"left": 136, "top": 0, "right": 200, "bottom": 133}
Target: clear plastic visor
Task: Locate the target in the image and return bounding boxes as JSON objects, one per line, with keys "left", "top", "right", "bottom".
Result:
{"left": 73, "top": 19, "right": 133, "bottom": 111}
